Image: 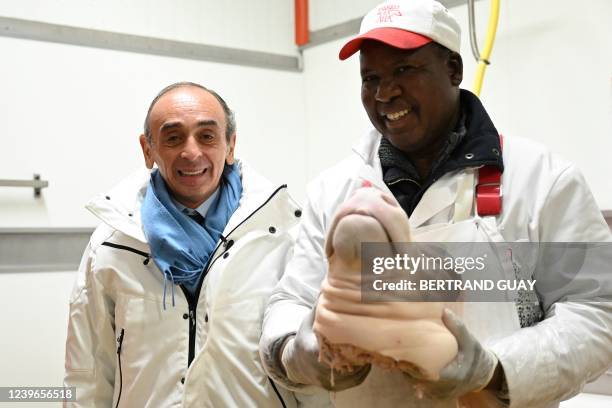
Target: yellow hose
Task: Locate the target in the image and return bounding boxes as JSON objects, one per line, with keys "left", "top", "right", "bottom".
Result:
{"left": 472, "top": 0, "right": 500, "bottom": 97}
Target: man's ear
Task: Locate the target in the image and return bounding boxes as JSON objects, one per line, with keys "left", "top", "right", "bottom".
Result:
{"left": 225, "top": 133, "right": 237, "bottom": 165}
{"left": 139, "top": 134, "right": 155, "bottom": 169}
{"left": 447, "top": 52, "right": 463, "bottom": 87}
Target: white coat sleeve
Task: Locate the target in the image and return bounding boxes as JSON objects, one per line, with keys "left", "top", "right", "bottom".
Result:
{"left": 63, "top": 243, "right": 117, "bottom": 407}
{"left": 260, "top": 185, "right": 330, "bottom": 391}
{"left": 490, "top": 165, "right": 612, "bottom": 407}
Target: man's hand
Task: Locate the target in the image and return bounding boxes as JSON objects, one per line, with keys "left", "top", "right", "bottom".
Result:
{"left": 281, "top": 306, "right": 371, "bottom": 391}
{"left": 412, "top": 309, "right": 501, "bottom": 399}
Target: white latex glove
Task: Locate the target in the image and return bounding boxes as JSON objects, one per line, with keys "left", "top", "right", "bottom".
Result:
{"left": 281, "top": 306, "right": 371, "bottom": 391}
{"left": 412, "top": 309, "right": 500, "bottom": 400}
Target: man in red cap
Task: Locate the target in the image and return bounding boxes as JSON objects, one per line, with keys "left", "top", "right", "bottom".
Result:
{"left": 260, "top": 0, "right": 612, "bottom": 407}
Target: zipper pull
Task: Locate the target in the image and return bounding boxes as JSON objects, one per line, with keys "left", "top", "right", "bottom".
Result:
{"left": 116, "top": 328, "right": 125, "bottom": 354}
{"left": 189, "top": 310, "right": 196, "bottom": 328}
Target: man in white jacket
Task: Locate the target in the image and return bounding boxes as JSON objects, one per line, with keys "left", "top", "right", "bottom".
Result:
{"left": 64, "top": 82, "right": 301, "bottom": 407}
{"left": 260, "top": 1, "right": 612, "bottom": 407}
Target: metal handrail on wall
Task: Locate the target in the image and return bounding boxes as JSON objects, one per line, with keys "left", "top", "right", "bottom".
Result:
{"left": 0, "top": 174, "right": 49, "bottom": 197}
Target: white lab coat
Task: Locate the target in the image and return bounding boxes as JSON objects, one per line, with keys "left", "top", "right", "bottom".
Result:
{"left": 260, "top": 130, "right": 612, "bottom": 408}
{"left": 64, "top": 161, "right": 301, "bottom": 408}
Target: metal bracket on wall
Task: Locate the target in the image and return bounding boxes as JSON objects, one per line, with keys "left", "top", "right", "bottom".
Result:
{"left": 0, "top": 174, "right": 49, "bottom": 197}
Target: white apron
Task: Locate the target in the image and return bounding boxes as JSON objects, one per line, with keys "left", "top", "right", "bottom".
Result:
{"left": 330, "top": 164, "right": 521, "bottom": 408}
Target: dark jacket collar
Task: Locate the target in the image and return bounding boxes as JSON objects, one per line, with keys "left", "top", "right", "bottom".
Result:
{"left": 444, "top": 89, "right": 503, "bottom": 174}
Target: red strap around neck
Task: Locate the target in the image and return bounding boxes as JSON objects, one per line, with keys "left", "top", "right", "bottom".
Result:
{"left": 476, "top": 135, "right": 503, "bottom": 216}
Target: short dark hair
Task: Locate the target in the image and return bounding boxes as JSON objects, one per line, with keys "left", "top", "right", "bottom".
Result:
{"left": 143, "top": 81, "right": 236, "bottom": 144}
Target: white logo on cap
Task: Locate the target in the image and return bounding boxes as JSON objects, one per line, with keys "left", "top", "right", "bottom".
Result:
{"left": 377, "top": 4, "right": 402, "bottom": 23}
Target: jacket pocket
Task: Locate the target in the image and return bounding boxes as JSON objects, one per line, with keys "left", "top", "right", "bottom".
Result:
{"left": 113, "top": 295, "right": 187, "bottom": 406}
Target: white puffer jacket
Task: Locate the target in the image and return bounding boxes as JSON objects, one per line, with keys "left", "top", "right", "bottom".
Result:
{"left": 64, "top": 161, "right": 301, "bottom": 408}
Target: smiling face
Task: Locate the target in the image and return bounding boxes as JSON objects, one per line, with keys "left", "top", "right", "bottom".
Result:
{"left": 140, "top": 86, "right": 236, "bottom": 209}
{"left": 360, "top": 41, "right": 462, "bottom": 158}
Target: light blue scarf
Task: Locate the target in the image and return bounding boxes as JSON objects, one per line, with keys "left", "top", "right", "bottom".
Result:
{"left": 141, "top": 164, "right": 242, "bottom": 308}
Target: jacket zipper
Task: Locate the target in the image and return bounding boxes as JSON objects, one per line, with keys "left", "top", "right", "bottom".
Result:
{"left": 115, "top": 328, "right": 125, "bottom": 408}
{"left": 188, "top": 308, "right": 196, "bottom": 365}
{"left": 182, "top": 184, "right": 289, "bottom": 367}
